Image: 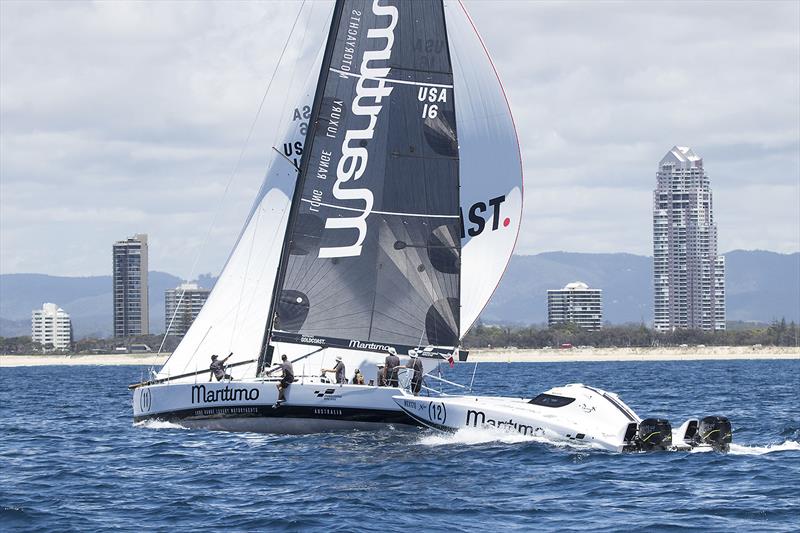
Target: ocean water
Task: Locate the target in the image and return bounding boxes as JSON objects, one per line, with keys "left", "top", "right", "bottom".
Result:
{"left": 1, "top": 359, "right": 799, "bottom": 532}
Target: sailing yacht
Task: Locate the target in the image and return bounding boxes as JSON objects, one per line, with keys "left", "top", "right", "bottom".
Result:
{"left": 131, "top": 0, "right": 523, "bottom": 432}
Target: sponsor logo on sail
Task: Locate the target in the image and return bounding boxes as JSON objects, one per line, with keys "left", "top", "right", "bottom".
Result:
{"left": 319, "top": 1, "right": 398, "bottom": 259}
{"left": 348, "top": 339, "right": 393, "bottom": 351}
{"left": 465, "top": 409, "right": 542, "bottom": 436}
{"left": 460, "top": 195, "right": 508, "bottom": 238}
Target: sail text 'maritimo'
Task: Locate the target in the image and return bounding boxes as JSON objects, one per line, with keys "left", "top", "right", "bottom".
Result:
{"left": 320, "top": 2, "right": 398, "bottom": 259}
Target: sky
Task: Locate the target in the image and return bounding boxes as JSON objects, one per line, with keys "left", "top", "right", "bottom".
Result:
{"left": 1, "top": 0, "right": 798, "bottom": 278}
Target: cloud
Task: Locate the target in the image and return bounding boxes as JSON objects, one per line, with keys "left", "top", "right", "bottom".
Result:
{"left": 1, "top": 0, "right": 798, "bottom": 277}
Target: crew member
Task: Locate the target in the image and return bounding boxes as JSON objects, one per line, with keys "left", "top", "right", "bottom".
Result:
{"left": 352, "top": 368, "right": 365, "bottom": 385}
{"left": 376, "top": 362, "right": 387, "bottom": 387}
{"left": 407, "top": 351, "right": 424, "bottom": 395}
{"left": 209, "top": 352, "right": 234, "bottom": 382}
{"left": 384, "top": 347, "right": 400, "bottom": 387}
{"left": 322, "top": 355, "right": 346, "bottom": 384}
{"left": 275, "top": 354, "right": 294, "bottom": 405}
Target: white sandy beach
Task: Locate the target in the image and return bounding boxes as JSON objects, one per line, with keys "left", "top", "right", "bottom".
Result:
{"left": 1, "top": 346, "right": 798, "bottom": 367}
{"left": 466, "top": 345, "right": 800, "bottom": 363}
{"left": 0, "top": 353, "right": 170, "bottom": 367}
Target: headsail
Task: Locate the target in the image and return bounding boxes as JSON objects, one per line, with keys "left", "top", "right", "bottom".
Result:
{"left": 157, "top": 4, "right": 330, "bottom": 380}
{"left": 446, "top": 0, "right": 524, "bottom": 337}
{"left": 270, "top": 0, "right": 461, "bottom": 353}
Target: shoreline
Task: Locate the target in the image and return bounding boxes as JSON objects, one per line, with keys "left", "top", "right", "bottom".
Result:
{"left": 466, "top": 345, "right": 799, "bottom": 363}
{"left": 1, "top": 346, "right": 798, "bottom": 367}
{"left": 0, "top": 353, "right": 170, "bottom": 367}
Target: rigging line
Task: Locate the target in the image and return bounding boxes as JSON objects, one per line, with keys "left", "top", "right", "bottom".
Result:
{"left": 272, "top": 146, "right": 301, "bottom": 171}
{"left": 328, "top": 68, "right": 454, "bottom": 88}
{"left": 270, "top": 0, "right": 315, "bottom": 149}
{"left": 227, "top": 200, "right": 262, "bottom": 349}
{"left": 157, "top": 0, "right": 307, "bottom": 367}
{"left": 299, "top": 198, "right": 458, "bottom": 218}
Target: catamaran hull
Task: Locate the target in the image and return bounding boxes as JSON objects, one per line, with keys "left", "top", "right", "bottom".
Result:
{"left": 133, "top": 380, "right": 418, "bottom": 434}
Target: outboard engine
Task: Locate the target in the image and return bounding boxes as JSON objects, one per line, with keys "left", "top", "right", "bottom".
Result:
{"left": 637, "top": 418, "right": 673, "bottom": 450}
{"left": 696, "top": 415, "right": 732, "bottom": 451}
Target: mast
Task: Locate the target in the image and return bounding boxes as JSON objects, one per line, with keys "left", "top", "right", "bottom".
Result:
{"left": 257, "top": 0, "right": 346, "bottom": 375}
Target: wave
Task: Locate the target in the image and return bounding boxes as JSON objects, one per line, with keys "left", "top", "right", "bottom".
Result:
{"left": 133, "top": 419, "right": 189, "bottom": 430}
{"left": 727, "top": 440, "right": 800, "bottom": 456}
{"left": 418, "top": 428, "right": 800, "bottom": 456}
{"left": 417, "top": 426, "right": 596, "bottom": 450}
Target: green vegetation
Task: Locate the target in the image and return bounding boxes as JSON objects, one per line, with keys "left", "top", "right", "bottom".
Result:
{"left": 463, "top": 319, "right": 800, "bottom": 349}
{"left": 0, "top": 334, "right": 181, "bottom": 355}
{"left": 2, "top": 320, "right": 798, "bottom": 355}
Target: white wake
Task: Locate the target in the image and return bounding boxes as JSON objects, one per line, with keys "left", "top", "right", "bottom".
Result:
{"left": 726, "top": 440, "right": 800, "bottom": 456}
{"left": 417, "top": 426, "right": 596, "bottom": 450}
{"left": 134, "top": 419, "right": 189, "bottom": 430}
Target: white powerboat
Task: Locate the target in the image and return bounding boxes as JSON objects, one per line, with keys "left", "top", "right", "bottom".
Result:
{"left": 393, "top": 384, "right": 732, "bottom": 452}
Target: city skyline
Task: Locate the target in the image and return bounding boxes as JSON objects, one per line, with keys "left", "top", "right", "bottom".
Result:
{"left": 1, "top": 1, "right": 798, "bottom": 279}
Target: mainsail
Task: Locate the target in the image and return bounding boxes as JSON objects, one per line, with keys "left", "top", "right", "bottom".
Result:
{"left": 270, "top": 0, "right": 461, "bottom": 353}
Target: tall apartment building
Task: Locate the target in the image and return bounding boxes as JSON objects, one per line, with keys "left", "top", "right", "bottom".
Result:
{"left": 653, "top": 146, "right": 725, "bottom": 331}
{"left": 113, "top": 233, "right": 149, "bottom": 337}
{"left": 32, "top": 303, "right": 72, "bottom": 350}
{"left": 547, "top": 282, "right": 603, "bottom": 331}
{"left": 164, "top": 282, "right": 210, "bottom": 336}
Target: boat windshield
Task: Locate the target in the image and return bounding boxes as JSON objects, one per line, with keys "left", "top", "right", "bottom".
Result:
{"left": 528, "top": 394, "right": 575, "bottom": 408}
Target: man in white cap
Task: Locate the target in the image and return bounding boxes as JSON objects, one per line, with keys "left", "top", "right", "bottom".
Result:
{"left": 322, "top": 355, "right": 346, "bottom": 384}
{"left": 406, "top": 351, "right": 424, "bottom": 395}
{"left": 384, "top": 347, "right": 400, "bottom": 387}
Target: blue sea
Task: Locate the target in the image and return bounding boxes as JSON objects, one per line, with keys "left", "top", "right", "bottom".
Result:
{"left": 1, "top": 360, "right": 799, "bottom": 532}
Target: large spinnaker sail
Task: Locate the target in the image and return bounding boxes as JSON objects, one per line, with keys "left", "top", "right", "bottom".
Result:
{"left": 271, "top": 0, "right": 461, "bottom": 353}
{"left": 445, "top": 0, "right": 523, "bottom": 338}
{"left": 157, "top": 4, "right": 331, "bottom": 381}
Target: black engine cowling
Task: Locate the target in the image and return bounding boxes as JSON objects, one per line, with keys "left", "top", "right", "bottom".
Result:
{"left": 637, "top": 418, "right": 673, "bottom": 450}
{"left": 696, "top": 416, "right": 732, "bottom": 450}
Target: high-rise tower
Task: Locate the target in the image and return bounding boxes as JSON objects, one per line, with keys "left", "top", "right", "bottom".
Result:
{"left": 164, "top": 282, "right": 210, "bottom": 336}
{"left": 32, "top": 303, "right": 73, "bottom": 350}
{"left": 653, "top": 147, "right": 725, "bottom": 331}
{"left": 113, "top": 233, "right": 149, "bottom": 337}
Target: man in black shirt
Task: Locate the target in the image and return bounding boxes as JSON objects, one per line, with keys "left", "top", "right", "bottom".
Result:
{"left": 384, "top": 347, "right": 400, "bottom": 387}
{"left": 322, "top": 355, "right": 346, "bottom": 384}
{"left": 407, "top": 351, "right": 424, "bottom": 396}
{"left": 209, "top": 352, "right": 233, "bottom": 381}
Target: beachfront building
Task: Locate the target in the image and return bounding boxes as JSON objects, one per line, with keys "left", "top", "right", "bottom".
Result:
{"left": 164, "top": 282, "right": 210, "bottom": 336}
{"left": 547, "top": 282, "right": 603, "bottom": 331}
{"left": 31, "top": 303, "right": 73, "bottom": 350}
{"left": 113, "top": 233, "right": 149, "bottom": 337}
{"left": 653, "top": 146, "right": 726, "bottom": 331}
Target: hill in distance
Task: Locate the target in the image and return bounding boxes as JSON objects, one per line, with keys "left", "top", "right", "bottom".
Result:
{"left": 0, "top": 250, "right": 797, "bottom": 338}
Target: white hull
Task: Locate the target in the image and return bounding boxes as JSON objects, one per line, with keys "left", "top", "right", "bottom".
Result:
{"left": 133, "top": 378, "right": 417, "bottom": 434}
{"left": 394, "top": 384, "right": 638, "bottom": 452}
{"left": 393, "top": 384, "right": 731, "bottom": 452}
